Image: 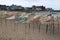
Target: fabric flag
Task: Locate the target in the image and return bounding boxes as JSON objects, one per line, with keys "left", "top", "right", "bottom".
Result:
{"left": 30, "top": 15, "right": 40, "bottom": 22}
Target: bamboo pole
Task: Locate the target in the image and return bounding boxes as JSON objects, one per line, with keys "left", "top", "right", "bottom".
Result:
{"left": 39, "top": 21, "right": 41, "bottom": 32}
{"left": 33, "top": 22, "right": 34, "bottom": 32}
{"left": 46, "top": 23, "right": 49, "bottom": 33}
{"left": 52, "top": 16, "right": 54, "bottom": 34}
{"left": 13, "top": 19, "right": 16, "bottom": 31}
{"left": 24, "top": 23, "right": 27, "bottom": 35}
{"left": 0, "top": 18, "right": 2, "bottom": 27}
{"left": 28, "top": 23, "right": 30, "bottom": 32}
{"left": 57, "top": 16, "right": 59, "bottom": 32}
{"left": 49, "top": 22, "right": 53, "bottom": 34}
{"left": 5, "top": 18, "right": 7, "bottom": 28}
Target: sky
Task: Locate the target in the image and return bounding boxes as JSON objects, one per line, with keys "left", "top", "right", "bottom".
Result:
{"left": 0, "top": 0, "right": 60, "bottom": 10}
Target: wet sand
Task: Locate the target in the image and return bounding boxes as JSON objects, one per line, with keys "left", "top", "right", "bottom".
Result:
{"left": 0, "top": 19, "right": 60, "bottom": 40}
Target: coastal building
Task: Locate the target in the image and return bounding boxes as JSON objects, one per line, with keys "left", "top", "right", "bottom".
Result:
{"left": 8, "top": 4, "right": 24, "bottom": 11}
{"left": 24, "top": 7, "right": 32, "bottom": 12}
{"left": 0, "top": 5, "right": 7, "bottom": 10}
{"left": 32, "top": 5, "right": 46, "bottom": 11}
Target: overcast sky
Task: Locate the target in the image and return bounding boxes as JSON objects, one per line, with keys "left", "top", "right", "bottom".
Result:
{"left": 0, "top": 0, "right": 60, "bottom": 10}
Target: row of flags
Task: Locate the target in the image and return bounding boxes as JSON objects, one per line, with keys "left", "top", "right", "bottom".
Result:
{"left": 14, "top": 12, "right": 55, "bottom": 24}
{"left": 0, "top": 12, "right": 60, "bottom": 24}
